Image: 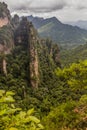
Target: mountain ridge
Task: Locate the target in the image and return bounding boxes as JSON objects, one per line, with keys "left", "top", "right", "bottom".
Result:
{"left": 66, "top": 20, "right": 87, "bottom": 30}
{"left": 27, "top": 15, "right": 87, "bottom": 44}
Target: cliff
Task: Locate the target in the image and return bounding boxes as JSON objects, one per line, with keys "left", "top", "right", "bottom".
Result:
{"left": 0, "top": 2, "right": 14, "bottom": 75}
{"left": 15, "top": 17, "right": 39, "bottom": 88}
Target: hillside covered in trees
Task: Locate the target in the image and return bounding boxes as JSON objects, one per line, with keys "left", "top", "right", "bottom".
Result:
{"left": 28, "top": 15, "right": 87, "bottom": 45}
{"left": 0, "top": 2, "right": 87, "bottom": 130}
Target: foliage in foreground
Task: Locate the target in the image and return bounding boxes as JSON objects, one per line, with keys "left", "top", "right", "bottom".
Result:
{"left": 43, "top": 98, "right": 87, "bottom": 130}
{"left": 0, "top": 90, "right": 44, "bottom": 130}
{"left": 43, "top": 60, "right": 87, "bottom": 130}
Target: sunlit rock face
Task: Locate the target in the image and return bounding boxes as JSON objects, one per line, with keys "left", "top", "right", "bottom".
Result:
{"left": 0, "top": 17, "right": 9, "bottom": 27}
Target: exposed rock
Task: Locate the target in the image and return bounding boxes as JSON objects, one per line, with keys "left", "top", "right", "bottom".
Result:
{"left": 0, "top": 52, "right": 7, "bottom": 75}
{"left": 0, "top": 2, "right": 14, "bottom": 75}
{"left": 12, "top": 14, "right": 20, "bottom": 29}
{"left": 0, "top": 17, "right": 9, "bottom": 27}
{"left": 15, "top": 17, "right": 39, "bottom": 88}
{"left": 40, "top": 39, "right": 60, "bottom": 66}
{"left": 28, "top": 22, "right": 39, "bottom": 88}
{"left": 2, "top": 58, "right": 7, "bottom": 75}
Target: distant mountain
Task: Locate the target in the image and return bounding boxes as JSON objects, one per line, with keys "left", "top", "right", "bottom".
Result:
{"left": 27, "top": 15, "right": 87, "bottom": 44}
{"left": 67, "top": 20, "right": 87, "bottom": 30}
{"left": 27, "top": 15, "right": 61, "bottom": 29}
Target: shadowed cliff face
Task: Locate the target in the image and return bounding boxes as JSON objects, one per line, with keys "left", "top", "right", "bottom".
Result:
{"left": 15, "top": 17, "right": 39, "bottom": 88}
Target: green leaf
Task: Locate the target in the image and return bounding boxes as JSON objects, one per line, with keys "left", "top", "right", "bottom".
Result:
{"left": 0, "top": 90, "right": 5, "bottom": 96}
{"left": 29, "top": 116, "right": 40, "bottom": 123}
{"left": 11, "top": 104, "right": 15, "bottom": 108}
{"left": 9, "top": 127, "right": 18, "bottom": 130}
{"left": 4, "top": 96, "right": 15, "bottom": 102}
{"left": 0, "top": 109, "right": 6, "bottom": 116}
{"left": 19, "top": 111, "right": 26, "bottom": 119}
{"left": 38, "top": 124, "right": 44, "bottom": 129}
{"left": 6, "top": 91, "right": 15, "bottom": 96}
{"left": 27, "top": 108, "right": 34, "bottom": 115}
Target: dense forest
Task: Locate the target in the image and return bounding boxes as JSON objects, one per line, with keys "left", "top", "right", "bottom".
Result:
{"left": 0, "top": 2, "right": 87, "bottom": 130}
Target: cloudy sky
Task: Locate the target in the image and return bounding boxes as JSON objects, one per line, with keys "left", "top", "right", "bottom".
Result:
{"left": 1, "top": 0, "right": 87, "bottom": 22}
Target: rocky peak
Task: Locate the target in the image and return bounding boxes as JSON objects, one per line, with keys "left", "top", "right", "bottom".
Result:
{"left": 14, "top": 17, "right": 38, "bottom": 46}
{"left": 12, "top": 14, "right": 20, "bottom": 28}
{"left": 14, "top": 17, "right": 29, "bottom": 46}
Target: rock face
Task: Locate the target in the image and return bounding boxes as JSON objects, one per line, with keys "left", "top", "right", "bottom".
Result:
{"left": 39, "top": 39, "right": 60, "bottom": 67}
{"left": 15, "top": 17, "right": 39, "bottom": 88}
{"left": 0, "top": 2, "right": 14, "bottom": 75}
{"left": 12, "top": 14, "right": 20, "bottom": 29}
{"left": 28, "top": 22, "right": 39, "bottom": 88}
{"left": 0, "top": 17, "right": 9, "bottom": 27}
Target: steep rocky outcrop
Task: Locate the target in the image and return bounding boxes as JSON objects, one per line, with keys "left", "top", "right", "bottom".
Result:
{"left": 45, "top": 39, "right": 60, "bottom": 66}
{"left": 28, "top": 22, "right": 39, "bottom": 88}
{"left": 0, "top": 2, "right": 14, "bottom": 75}
{"left": 12, "top": 14, "right": 20, "bottom": 29}
{"left": 15, "top": 17, "right": 39, "bottom": 88}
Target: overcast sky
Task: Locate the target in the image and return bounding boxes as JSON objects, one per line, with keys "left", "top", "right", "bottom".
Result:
{"left": 1, "top": 0, "right": 87, "bottom": 22}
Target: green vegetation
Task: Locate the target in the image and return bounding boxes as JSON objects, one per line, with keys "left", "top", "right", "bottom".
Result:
{"left": 38, "top": 22, "right": 54, "bottom": 34}
{"left": 1, "top": 43, "right": 87, "bottom": 129}
{"left": 61, "top": 43, "right": 87, "bottom": 66}
{"left": 43, "top": 60, "right": 87, "bottom": 130}
{"left": 28, "top": 15, "right": 87, "bottom": 44}
{"left": 0, "top": 90, "right": 44, "bottom": 130}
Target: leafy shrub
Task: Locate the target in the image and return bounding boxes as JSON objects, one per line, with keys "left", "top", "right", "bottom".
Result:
{"left": 0, "top": 90, "right": 44, "bottom": 130}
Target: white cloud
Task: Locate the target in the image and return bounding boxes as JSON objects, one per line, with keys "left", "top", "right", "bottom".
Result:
{"left": 1, "top": 0, "right": 87, "bottom": 22}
